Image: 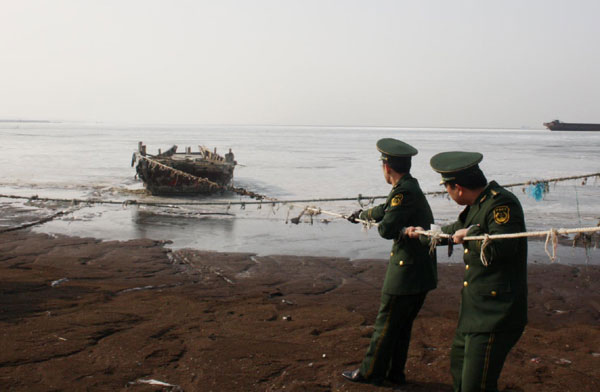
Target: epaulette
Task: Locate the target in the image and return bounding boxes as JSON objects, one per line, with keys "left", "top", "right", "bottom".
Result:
{"left": 490, "top": 189, "right": 499, "bottom": 198}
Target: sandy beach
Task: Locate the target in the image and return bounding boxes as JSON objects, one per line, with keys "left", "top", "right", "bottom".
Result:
{"left": 1, "top": 229, "right": 599, "bottom": 391}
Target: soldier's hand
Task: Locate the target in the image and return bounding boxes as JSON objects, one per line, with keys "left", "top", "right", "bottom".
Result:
{"left": 405, "top": 226, "right": 423, "bottom": 239}
{"left": 347, "top": 209, "right": 363, "bottom": 224}
{"left": 452, "top": 228, "right": 469, "bottom": 244}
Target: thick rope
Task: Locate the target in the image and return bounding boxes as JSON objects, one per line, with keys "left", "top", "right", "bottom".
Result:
{"left": 480, "top": 234, "right": 492, "bottom": 266}
{"left": 413, "top": 226, "right": 600, "bottom": 241}
{"left": 1, "top": 169, "right": 599, "bottom": 244}
{"left": 2, "top": 171, "right": 598, "bottom": 208}
{"left": 427, "top": 227, "right": 445, "bottom": 255}
{"left": 544, "top": 229, "right": 559, "bottom": 262}
{"left": 412, "top": 227, "right": 600, "bottom": 264}
{"left": 0, "top": 208, "right": 80, "bottom": 233}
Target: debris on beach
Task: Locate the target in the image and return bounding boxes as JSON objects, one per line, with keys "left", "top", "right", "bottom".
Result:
{"left": 555, "top": 358, "right": 572, "bottom": 366}
{"left": 129, "top": 378, "right": 182, "bottom": 391}
{"left": 50, "top": 278, "right": 69, "bottom": 287}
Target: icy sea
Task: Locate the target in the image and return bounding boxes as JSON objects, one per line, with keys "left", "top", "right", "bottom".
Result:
{"left": 1, "top": 121, "right": 599, "bottom": 264}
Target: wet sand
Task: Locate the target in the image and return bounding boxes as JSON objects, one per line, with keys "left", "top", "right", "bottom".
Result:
{"left": 1, "top": 230, "right": 599, "bottom": 391}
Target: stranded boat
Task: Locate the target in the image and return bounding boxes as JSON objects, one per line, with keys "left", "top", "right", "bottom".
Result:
{"left": 543, "top": 120, "right": 600, "bottom": 131}
{"left": 132, "top": 142, "right": 237, "bottom": 195}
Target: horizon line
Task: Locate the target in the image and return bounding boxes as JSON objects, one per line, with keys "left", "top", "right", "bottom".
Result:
{"left": 0, "top": 118, "right": 544, "bottom": 130}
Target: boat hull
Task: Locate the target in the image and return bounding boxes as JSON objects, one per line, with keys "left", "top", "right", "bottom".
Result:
{"left": 544, "top": 121, "right": 600, "bottom": 131}
{"left": 135, "top": 155, "right": 235, "bottom": 196}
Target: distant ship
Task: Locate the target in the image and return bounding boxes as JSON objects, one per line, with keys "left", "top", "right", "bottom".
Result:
{"left": 543, "top": 120, "right": 600, "bottom": 131}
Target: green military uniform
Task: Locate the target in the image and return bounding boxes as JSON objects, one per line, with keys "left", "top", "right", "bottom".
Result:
{"left": 354, "top": 139, "right": 437, "bottom": 384}
{"left": 431, "top": 152, "right": 527, "bottom": 392}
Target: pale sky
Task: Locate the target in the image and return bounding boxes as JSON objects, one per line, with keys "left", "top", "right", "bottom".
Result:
{"left": 1, "top": 0, "right": 599, "bottom": 128}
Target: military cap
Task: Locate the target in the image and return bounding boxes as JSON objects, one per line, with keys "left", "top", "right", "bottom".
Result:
{"left": 376, "top": 138, "right": 418, "bottom": 162}
{"left": 430, "top": 151, "right": 483, "bottom": 184}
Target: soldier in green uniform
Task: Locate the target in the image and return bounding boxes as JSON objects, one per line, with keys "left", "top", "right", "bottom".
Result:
{"left": 407, "top": 151, "right": 527, "bottom": 392}
{"left": 342, "top": 138, "right": 437, "bottom": 386}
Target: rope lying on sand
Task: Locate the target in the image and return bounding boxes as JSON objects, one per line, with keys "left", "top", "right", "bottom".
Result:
{"left": 0, "top": 208, "right": 78, "bottom": 234}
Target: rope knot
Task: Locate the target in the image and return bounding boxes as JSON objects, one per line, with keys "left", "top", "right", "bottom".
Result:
{"left": 544, "top": 228, "right": 559, "bottom": 262}
{"left": 428, "top": 227, "right": 443, "bottom": 255}
{"left": 362, "top": 219, "right": 374, "bottom": 231}
{"left": 480, "top": 234, "right": 492, "bottom": 267}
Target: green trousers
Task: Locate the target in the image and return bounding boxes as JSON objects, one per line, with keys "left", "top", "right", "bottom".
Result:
{"left": 450, "top": 328, "right": 524, "bottom": 392}
{"left": 359, "top": 292, "right": 427, "bottom": 383}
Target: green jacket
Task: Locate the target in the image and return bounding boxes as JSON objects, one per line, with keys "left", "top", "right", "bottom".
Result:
{"left": 442, "top": 181, "right": 527, "bottom": 332}
{"left": 360, "top": 174, "right": 437, "bottom": 295}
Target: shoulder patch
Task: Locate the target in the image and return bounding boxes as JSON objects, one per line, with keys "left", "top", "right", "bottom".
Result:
{"left": 493, "top": 205, "right": 510, "bottom": 224}
{"left": 391, "top": 194, "right": 404, "bottom": 207}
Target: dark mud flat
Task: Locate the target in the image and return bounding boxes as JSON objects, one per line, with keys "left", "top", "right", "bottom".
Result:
{"left": 1, "top": 230, "right": 599, "bottom": 391}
